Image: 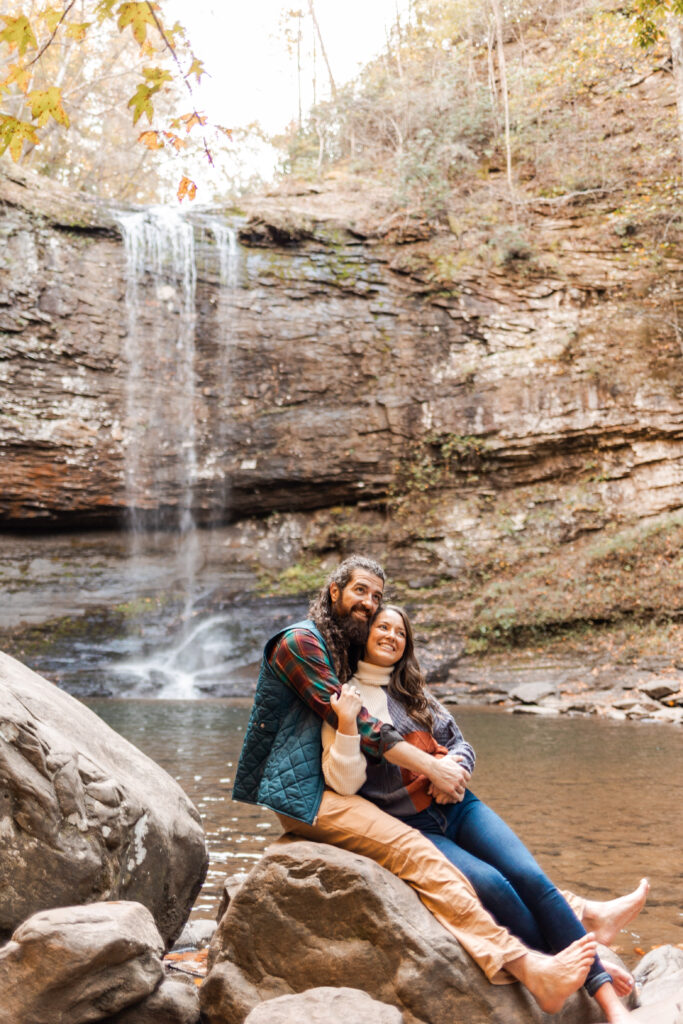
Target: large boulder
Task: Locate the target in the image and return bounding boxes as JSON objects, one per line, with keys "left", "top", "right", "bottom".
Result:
{"left": 103, "top": 974, "right": 201, "bottom": 1024}
{"left": 629, "top": 946, "right": 683, "bottom": 1023}
{"left": 0, "top": 901, "right": 164, "bottom": 1024}
{"left": 0, "top": 651, "right": 207, "bottom": 944}
{"left": 243, "top": 987, "right": 404, "bottom": 1024}
{"left": 200, "top": 839, "right": 611, "bottom": 1024}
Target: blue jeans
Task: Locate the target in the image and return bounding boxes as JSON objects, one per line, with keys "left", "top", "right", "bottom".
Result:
{"left": 401, "top": 791, "right": 611, "bottom": 997}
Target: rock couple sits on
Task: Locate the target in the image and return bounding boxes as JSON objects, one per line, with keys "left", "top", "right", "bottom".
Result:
{"left": 233, "top": 554, "right": 649, "bottom": 1022}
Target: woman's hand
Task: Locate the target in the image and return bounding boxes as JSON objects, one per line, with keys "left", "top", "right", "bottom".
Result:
{"left": 331, "top": 683, "right": 363, "bottom": 735}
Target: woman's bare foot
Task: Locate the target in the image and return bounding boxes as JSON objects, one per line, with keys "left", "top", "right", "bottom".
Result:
{"left": 582, "top": 879, "right": 649, "bottom": 946}
{"left": 594, "top": 979, "right": 632, "bottom": 1022}
{"left": 507, "top": 933, "right": 598, "bottom": 1014}
{"left": 602, "top": 960, "right": 634, "bottom": 998}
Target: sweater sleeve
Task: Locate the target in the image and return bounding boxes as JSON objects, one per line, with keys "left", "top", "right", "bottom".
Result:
{"left": 268, "top": 628, "right": 403, "bottom": 759}
{"left": 431, "top": 700, "right": 476, "bottom": 776}
{"left": 321, "top": 721, "right": 368, "bottom": 795}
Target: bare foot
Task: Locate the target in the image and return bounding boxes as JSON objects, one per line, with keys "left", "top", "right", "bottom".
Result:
{"left": 582, "top": 879, "right": 649, "bottom": 946}
{"left": 507, "top": 933, "right": 598, "bottom": 1014}
{"left": 594, "top": 979, "right": 632, "bottom": 1022}
{"left": 602, "top": 960, "right": 633, "bottom": 998}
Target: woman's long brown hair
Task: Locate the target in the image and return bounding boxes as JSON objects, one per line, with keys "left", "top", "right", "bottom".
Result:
{"left": 376, "top": 604, "right": 435, "bottom": 730}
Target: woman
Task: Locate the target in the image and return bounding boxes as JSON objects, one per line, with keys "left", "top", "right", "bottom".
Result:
{"left": 324, "top": 604, "right": 647, "bottom": 1024}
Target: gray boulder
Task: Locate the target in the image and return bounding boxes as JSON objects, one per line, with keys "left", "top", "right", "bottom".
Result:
{"left": 0, "top": 901, "right": 164, "bottom": 1024}
{"left": 0, "top": 651, "right": 207, "bottom": 945}
{"left": 201, "top": 838, "right": 612, "bottom": 1024}
{"left": 635, "top": 945, "right": 683, "bottom": 1006}
{"left": 243, "top": 987, "right": 404, "bottom": 1024}
{"left": 104, "top": 974, "right": 201, "bottom": 1024}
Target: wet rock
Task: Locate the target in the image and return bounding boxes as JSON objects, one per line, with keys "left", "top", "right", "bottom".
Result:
{"left": 104, "top": 974, "right": 201, "bottom": 1024}
{"left": 243, "top": 987, "right": 404, "bottom": 1024}
{"left": 201, "top": 838, "right": 607, "bottom": 1024}
{"left": 0, "top": 901, "right": 164, "bottom": 1024}
{"left": 638, "top": 678, "right": 679, "bottom": 702}
{"left": 0, "top": 651, "right": 208, "bottom": 944}
{"left": 509, "top": 682, "right": 556, "bottom": 705}
{"left": 172, "top": 919, "right": 216, "bottom": 950}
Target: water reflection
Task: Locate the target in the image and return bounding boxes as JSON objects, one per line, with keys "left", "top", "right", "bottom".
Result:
{"left": 88, "top": 699, "right": 683, "bottom": 961}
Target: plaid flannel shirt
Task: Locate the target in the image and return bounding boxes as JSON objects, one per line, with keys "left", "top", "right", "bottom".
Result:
{"left": 268, "top": 627, "right": 403, "bottom": 760}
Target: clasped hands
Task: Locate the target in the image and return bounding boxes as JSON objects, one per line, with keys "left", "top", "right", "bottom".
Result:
{"left": 427, "top": 755, "right": 470, "bottom": 804}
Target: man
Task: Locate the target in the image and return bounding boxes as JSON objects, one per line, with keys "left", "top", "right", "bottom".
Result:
{"left": 233, "top": 555, "right": 637, "bottom": 1015}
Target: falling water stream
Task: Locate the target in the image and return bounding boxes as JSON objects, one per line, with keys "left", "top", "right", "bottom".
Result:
{"left": 112, "top": 208, "right": 239, "bottom": 698}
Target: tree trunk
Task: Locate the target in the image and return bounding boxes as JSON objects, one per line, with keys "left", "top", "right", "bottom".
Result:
{"left": 308, "top": 0, "right": 337, "bottom": 100}
{"left": 666, "top": 13, "right": 683, "bottom": 175}
{"left": 490, "top": 0, "right": 515, "bottom": 206}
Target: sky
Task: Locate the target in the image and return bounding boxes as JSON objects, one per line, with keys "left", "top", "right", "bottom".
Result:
{"left": 165, "top": 0, "right": 410, "bottom": 189}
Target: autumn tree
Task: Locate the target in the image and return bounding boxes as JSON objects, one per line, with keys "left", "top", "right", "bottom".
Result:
{"left": 632, "top": 0, "right": 683, "bottom": 173}
{"left": 0, "top": 1, "right": 225, "bottom": 200}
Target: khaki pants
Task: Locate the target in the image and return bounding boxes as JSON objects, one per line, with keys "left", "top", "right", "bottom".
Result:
{"left": 277, "top": 789, "right": 586, "bottom": 984}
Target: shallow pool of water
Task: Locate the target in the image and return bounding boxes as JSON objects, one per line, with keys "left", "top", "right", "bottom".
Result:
{"left": 87, "top": 699, "right": 683, "bottom": 963}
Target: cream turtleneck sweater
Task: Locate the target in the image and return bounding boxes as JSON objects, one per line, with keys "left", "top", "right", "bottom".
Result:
{"left": 321, "top": 660, "right": 392, "bottom": 796}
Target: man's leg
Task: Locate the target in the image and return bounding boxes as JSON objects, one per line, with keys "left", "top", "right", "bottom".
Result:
{"left": 278, "top": 789, "right": 542, "bottom": 983}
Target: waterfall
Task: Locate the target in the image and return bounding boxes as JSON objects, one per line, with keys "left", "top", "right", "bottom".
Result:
{"left": 114, "top": 207, "right": 239, "bottom": 698}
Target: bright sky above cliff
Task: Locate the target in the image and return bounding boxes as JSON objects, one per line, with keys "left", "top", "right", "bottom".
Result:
{"left": 173, "top": 0, "right": 408, "bottom": 131}
{"left": 165, "top": 0, "right": 409, "bottom": 189}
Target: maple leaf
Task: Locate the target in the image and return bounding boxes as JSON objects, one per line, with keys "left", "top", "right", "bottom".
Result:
{"left": 40, "top": 7, "right": 63, "bottom": 34}
{"left": 162, "top": 130, "right": 186, "bottom": 151}
{"left": 66, "top": 22, "right": 91, "bottom": 42}
{"left": 143, "top": 66, "right": 172, "bottom": 87}
{"left": 117, "top": 2, "right": 157, "bottom": 47}
{"left": 185, "top": 57, "right": 206, "bottom": 83}
{"left": 138, "top": 128, "right": 163, "bottom": 149}
{"left": 127, "top": 82, "right": 154, "bottom": 124}
{"left": 0, "top": 15, "right": 37, "bottom": 55}
{"left": 3, "top": 62, "right": 32, "bottom": 94}
{"left": 27, "top": 87, "right": 69, "bottom": 128}
{"left": 94, "top": 0, "right": 118, "bottom": 20}
{"left": 177, "top": 175, "right": 197, "bottom": 202}
{"left": 0, "top": 114, "right": 39, "bottom": 160}
{"left": 180, "top": 111, "right": 207, "bottom": 132}
{"left": 216, "top": 125, "right": 233, "bottom": 139}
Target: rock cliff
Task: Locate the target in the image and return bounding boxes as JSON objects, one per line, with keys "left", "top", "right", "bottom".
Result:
{"left": 2, "top": 165, "right": 682, "bottom": 643}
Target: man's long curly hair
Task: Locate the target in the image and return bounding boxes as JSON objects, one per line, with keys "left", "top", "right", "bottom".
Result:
{"left": 309, "top": 555, "right": 385, "bottom": 684}
{"left": 381, "top": 604, "right": 436, "bottom": 731}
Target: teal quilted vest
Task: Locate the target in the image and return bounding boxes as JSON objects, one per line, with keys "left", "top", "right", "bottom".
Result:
{"left": 232, "top": 619, "right": 328, "bottom": 825}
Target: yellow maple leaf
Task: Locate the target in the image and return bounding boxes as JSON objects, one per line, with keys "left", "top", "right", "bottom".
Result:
{"left": 3, "top": 62, "right": 32, "bottom": 94}
{"left": 27, "top": 86, "right": 69, "bottom": 128}
{"left": 117, "top": 2, "right": 157, "bottom": 47}
{"left": 65, "top": 22, "right": 91, "bottom": 42}
{"left": 177, "top": 175, "right": 197, "bottom": 202}
{"left": 0, "top": 15, "right": 37, "bottom": 55}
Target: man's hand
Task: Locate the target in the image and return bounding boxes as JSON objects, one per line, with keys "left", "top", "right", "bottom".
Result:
{"left": 426, "top": 756, "right": 470, "bottom": 803}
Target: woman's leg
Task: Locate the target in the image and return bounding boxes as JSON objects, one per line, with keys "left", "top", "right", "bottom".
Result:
{"left": 405, "top": 793, "right": 613, "bottom": 999}
{"left": 276, "top": 788, "right": 597, "bottom": 1013}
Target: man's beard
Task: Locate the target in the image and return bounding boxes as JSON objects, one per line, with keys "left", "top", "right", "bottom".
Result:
{"left": 334, "top": 609, "right": 370, "bottom": 647}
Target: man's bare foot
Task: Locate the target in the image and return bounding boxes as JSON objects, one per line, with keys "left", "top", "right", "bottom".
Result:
{"left": 602, "top": 960, "right": 634, "bottom": 998}
{"left": 582, "top": 879, "right": 649, "bottom": 946}
{"left": 507, "top": 934, "right": 598, "bottom": 1014}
